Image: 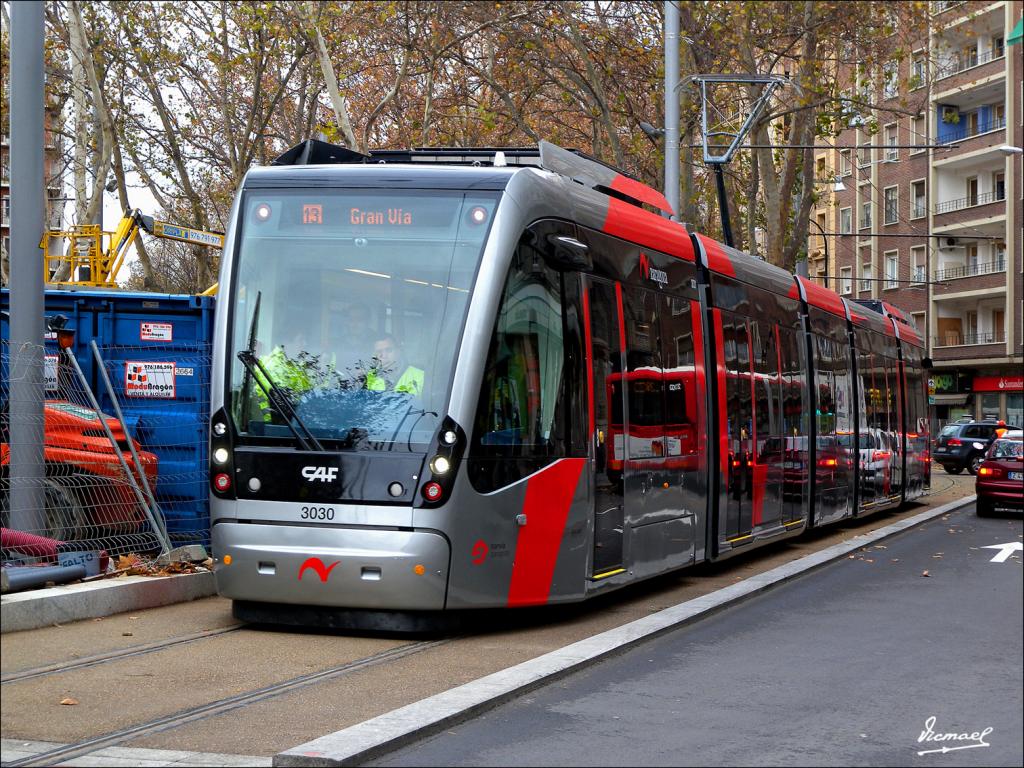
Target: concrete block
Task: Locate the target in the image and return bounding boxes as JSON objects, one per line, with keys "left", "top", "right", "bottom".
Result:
{"left": 0, "top": 571, "right": 216, "bottom": 634}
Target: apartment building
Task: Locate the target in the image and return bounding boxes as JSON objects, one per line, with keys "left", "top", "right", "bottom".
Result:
{"left": 0, "top": 106, "right": 65, "bottom": 277}
{"left": 812, "top": 0, "right": 1023, "bottom": 428}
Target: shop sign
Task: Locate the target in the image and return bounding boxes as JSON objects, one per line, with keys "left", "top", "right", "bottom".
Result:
{"left": 973, "top": 375, "right": 1024, "bottom": 393}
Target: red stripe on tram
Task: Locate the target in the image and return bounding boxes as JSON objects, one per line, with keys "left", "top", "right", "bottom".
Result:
{"left": 582, "top": 286, "right": 595, "bottom": 437}
{"left": 615, "top": 282, "right": 626, "bottom": 351}
{"left": 712, "top": 309, "right": 729, "bottom": 479}
{"left": 507, "top": 459, "right": 586, "bottom": 607}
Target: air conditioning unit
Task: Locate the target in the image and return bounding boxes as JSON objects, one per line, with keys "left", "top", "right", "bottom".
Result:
{"left": 945, "top": 237, "right": 957, "bottom": 247}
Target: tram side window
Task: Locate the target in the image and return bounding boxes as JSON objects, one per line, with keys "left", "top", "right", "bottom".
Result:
{"left": 469, "top": 239, "right": 568, "bottom": 491}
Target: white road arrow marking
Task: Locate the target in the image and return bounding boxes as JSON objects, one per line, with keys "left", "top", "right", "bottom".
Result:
{"left": 918, "top": 742, "right": 990, "bottom": 756}
{"left": 981, "top": 542, "right": 1023, "bottom": 563}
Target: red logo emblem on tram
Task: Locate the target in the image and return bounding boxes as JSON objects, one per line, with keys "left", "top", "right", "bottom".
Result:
{"left": 471, "top": 540, "right": 489, "bottom": 565}
{"left": 639, "top": 251, "right": 650, "bottom": 280}
{"left": 298, "top": 557, "right": 340, "bottom": 582}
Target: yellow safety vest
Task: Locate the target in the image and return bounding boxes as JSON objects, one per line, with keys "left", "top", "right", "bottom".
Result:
{"left": 255, "top": 347, "right": 315, "bottom": 419}
{"left": 365, "top": 366, "right": 424, "bottom": 396}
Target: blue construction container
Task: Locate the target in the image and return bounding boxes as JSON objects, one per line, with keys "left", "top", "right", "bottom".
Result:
{"left": 1, "top": 288, "right": 215, "bottom": 545}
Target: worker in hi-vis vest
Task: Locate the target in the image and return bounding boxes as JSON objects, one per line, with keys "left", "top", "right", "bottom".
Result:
{"left": 256, "top": 325, "right": 328, "bottom": 420}
{"left": 366, "top": 333, "right": 424, "bottom": 396}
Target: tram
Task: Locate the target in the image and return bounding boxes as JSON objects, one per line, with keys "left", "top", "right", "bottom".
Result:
{"left": 209, "top": 139, "right": 930, "bottom": 628}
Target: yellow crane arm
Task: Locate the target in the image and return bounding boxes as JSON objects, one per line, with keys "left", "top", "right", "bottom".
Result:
{"left": 44, "top": 208, "right": 224, "bottom": 291}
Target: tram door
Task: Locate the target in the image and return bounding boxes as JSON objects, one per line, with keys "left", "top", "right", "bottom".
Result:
{"left": 586, "top": 277, "right": 626, "bottom": 576}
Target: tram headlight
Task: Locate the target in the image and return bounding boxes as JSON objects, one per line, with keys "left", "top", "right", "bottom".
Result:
{"left": 441, "top": 430, "right": 458, "bottom": 446}
{"left": 213, "top": 447, "right": 230, "bottom": 465}
{"left": 430, "top": 455, "right": 451, "bottom": 475}
{"left": 212, "top": 421, "right": 227, "bottom": 437}
{"left": 254, "top": 202, "right": 272, "bottom": 222}
{"left": 467, "top": 206, "right": 488, "bottom": 225}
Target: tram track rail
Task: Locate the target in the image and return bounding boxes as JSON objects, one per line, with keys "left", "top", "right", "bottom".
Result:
{"left": 3, "top": 637, "right": 452, "bottom": 768}
{"left": 1, "top": 625, "right": 245, "bottom": 685}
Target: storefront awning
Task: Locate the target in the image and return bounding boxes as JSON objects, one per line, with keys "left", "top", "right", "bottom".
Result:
{"left": 931, "top": 393, "right": 970, "bottom": 405}
{"left": 1009, "top": 17, "right": 1023, "bottom": 46}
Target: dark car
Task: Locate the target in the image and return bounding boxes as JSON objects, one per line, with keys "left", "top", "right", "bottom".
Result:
{"left": 975, "top": 431, "right": 1023, "bottom": 516}
{"left": 933, "top": 420, "right": 1017, "bottom": 475}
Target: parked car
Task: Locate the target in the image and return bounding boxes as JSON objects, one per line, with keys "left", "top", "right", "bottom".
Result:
{"left": 933, "top": 420, "right": 1018, "bottom": 475}
{"left": 975, "top": 431, "right": 1024, "bottom": 516}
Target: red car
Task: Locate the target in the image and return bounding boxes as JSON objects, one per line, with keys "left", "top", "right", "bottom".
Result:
{"left": 975, "top": 431, "right": 1023, "bottom": 517}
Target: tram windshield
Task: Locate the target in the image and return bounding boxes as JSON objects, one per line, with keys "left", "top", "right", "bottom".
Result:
{"left": 228, "top": 189, "right": 498, "bottom": 451}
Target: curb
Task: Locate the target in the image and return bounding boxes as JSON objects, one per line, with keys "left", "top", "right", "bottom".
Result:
{"left": 274, "top": 495, "right": 976, "bottom": 767}
{"left": 0, "top": 571, "right": 216, "bottom": 634}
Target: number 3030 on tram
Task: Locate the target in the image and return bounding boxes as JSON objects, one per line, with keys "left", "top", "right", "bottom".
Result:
{"left": 209, "top": 139, "right": 930, "bottom": 629}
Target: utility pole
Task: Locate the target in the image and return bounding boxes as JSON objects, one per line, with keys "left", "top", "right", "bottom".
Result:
{"left": 9, "top": 1, "right": 47, "bottom": 529}
{"left": 663, "top": 2, "right": 680, "bottom": 220}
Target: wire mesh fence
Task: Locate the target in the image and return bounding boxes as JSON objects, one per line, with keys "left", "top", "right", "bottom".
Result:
{"left": 2, "top": 338, "right": 211, "bottom": 571}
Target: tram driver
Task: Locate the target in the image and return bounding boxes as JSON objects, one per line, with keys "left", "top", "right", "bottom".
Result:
{"left": 365, "top": 333, "right": 424, "bottom": 397}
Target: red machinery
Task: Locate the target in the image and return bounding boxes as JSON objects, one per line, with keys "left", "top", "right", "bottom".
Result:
{"left": 1, "top": 400, "right": 158, "bottom": 538}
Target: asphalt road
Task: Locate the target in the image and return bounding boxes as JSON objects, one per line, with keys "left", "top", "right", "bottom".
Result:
{"left": 370, "top": 503, "right": 1023, "bottom": 767}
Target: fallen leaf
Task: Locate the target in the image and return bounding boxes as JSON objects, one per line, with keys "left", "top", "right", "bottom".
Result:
{"left": 122, "top": 632, "right": 133, "bottom": 637}
{"left": 60, "top": 698, "right": 78, "bottom": 706}
{"left": 921, "top": 570, "right": 930, "bottom": 577}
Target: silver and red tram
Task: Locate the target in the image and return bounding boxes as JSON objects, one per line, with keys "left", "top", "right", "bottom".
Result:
{"left": 209, "top": 139, "right": 930, "bottom": 628}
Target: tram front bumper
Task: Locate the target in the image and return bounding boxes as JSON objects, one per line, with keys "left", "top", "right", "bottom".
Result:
{"left": 212, "top": 522, "right": 450, "bottom": 610}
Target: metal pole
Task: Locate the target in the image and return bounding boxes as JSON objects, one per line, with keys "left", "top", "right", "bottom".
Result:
{"left": 713, "top": 164, "right": 734, "bottom": 247}
{"left": 8, "top": 1, "right": 47, "bottom": 531}
{"left": 664, "top": 1, "right": 680, "bottom": 220}
{"left": 89, "top": 340, "right": 169, "bottom": 546}
{"left": 64, "top": 349, "right": 171, "bottom": 556}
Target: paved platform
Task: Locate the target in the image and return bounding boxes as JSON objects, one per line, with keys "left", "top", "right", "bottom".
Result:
{"left": 1, "top": 572, "right": 216, "bottom": 634}
{"left": 0, "top": 738, "right": 269, "bottom": 767}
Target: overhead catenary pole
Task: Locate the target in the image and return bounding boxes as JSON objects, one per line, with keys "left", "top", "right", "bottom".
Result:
{"left": 663, "top": 1, "right": 680, "bottom": 220}
{"left": 9, "top": 1, "right": 47, "bottom": 531}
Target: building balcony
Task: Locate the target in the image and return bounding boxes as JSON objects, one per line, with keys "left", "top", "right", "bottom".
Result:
{"left": 932, "top": 0, "right": 965, "bottom": 14}
{"left": 939, "top": 116, "right": 1005, "bottom": 145}
{"left": 933, "top": 330, "right": 1006, "bottom": 347}
{"left": 934, "top": 257, "right": 1005, "bottom": 281}
{"left": 934, "top": 190, "right": 1004, "bottom": 215}
{"left": 936, "top": 48, "right": 1004, "bottom": 80}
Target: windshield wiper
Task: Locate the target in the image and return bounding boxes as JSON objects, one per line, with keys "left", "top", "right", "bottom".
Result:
{"left": 237, "top": 350, "right": 324, "bottom": 452}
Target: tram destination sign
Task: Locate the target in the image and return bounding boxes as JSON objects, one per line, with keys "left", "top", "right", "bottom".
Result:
{"left": 255, "top": 191, "right": 495, "bottom": 238}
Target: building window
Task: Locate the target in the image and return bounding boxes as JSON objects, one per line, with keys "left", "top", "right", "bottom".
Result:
{"left": 884, "top": 251, "right": 899, "bottom": 289}
{"left": 816, "top": 157, "right": 826, "bottom": 179}
{"left": 965, "top": 243, "right": 979, "bottom": 273}
{"left": 993, "top": 36, "right": 1004, "bottom": 59}
{"left": 911, "top": 115, "right": 926, "bottom": 153}
{"left": 911, "top": 181, "right": 926, "bottom": 219}
{"left": 993, "top": 171, "right": 1005, "bottom": 201}
{"left": 840, "top": 267, "right": 853, "bottom": 295}
{"left": 911, "top": 245, "right": 926, "bottom": 284}
{"left": 884, "top": 186, "right": 899, "bottom": 224}
{"left": 966, "top": 177, "right": 978, "bottom": 207}
{"left": 839, "top": 207, "right": 852, "bottom": 234}
{"left": 993, "top": 309, "right": 1005, "bottom": 343}
{"left": 860, "top": 262, "right": 872, "bottom": 293}
{"left": 884, "top": 124, "right": 898, "bottom": 161}
{"left": 993, "top": 241, "right": 1006, "bottom": 270}
{"left": 911, "top": 54, "right": 926, "bottom": 88}
{"left": 883, "top": 61, "right": 900, "bottom": 99}
{"left": 839, "top": 150, "right": 852, "bottom": 177}
{"left": 0, "top": 196, "right": 9, "bottom": 227}
{"left": 860, "top": 201, "right": 872, "bottom": 230}
{"left": 857, "top": 144, "right": 872, "bottom": 167}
